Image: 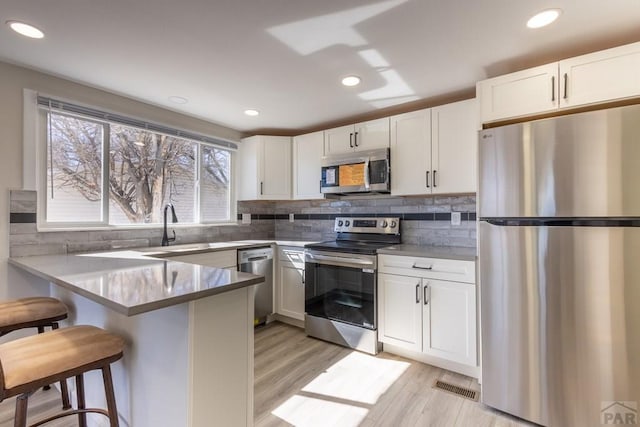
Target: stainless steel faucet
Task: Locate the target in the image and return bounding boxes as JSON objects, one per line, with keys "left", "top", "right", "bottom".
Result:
{"left": 161, "top": 204, "right": 178, "bottom": 246}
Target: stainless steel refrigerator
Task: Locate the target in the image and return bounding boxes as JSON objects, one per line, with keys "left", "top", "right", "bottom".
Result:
{"left": 478, "top": 104, "right": 640, "bottom": 427}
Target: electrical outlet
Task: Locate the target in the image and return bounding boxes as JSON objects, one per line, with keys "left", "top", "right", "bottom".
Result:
{"left": 289, "top": 213, "right": 295, "bottom": 223}
{"left": 451, "top": 212, "right": 462, "bottom": 226}
{"left": 242, "top": 213, "right": 251, "bottom": 224}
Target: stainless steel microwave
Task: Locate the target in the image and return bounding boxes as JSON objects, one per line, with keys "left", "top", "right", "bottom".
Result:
{"left": 320, "top": 148, "right": 390, "bottom": 194}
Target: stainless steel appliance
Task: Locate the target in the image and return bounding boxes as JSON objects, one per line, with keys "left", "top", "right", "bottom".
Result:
{"left": 238, "top": 246, "right": 273, "bottom": 326}
{"left": 479, "top": 104, "right": 640, "bottom": 427}
{"left": 320, "top": 148, "right": 390, "bottom": 195}
{"left": 304, "top": 217, "right": 400, "bottom": 354}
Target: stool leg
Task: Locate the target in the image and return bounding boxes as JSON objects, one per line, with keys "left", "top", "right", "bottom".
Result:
{"left": 102, "top": 365, "right": 120, "bottom": 427}
{"left": 14, "top": 393, "right": 29, "bottom": 427}
{"left": 50, "top": 323, "right": 71, "bottom": 410}
{"left": 37, "top": 326, "right": 51, "bottom": 392}
{"left": 76, "top": 374, "right": 87, "bottom": 427}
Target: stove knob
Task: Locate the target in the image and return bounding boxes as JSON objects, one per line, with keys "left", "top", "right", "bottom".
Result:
{"left": 390, "top": 221, "right": 397, "bottom": 228}
{"left": 345, "top": 220, "right": 350, "bottom": 227}
{"left": 381, "top": 220, "right": 388, "bottom": 228}
{"left": 338, "top": 220, "right": 344, "bottom": 227}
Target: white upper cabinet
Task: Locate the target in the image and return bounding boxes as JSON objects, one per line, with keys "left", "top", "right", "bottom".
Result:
{"left": 237, "top": 135, "right": 291, "bottom": 200}
{"left": 324, "top": 124, "right": 354, "bottom": 155}
{"left": 390, "top": 99, "right": 478, "bottom": 196}
{"left": 478, "top": 41, "right": 640, "bottom": 124}
{"left": 324, "top": 118, "right": 390, "bottom": 155}
{"left": 293, "top": 131, "right": 324, "bottom": 200}
{"left": 390, "top": 109, "right": 432, "bottom": 196}
{"left": 477, "top": 63, "right": 559, "bottom": 123}
{"left": 431, "top": 99, "right": 478, "bottom": 194}
{"left": 559, "top": 42, "right": 640, "bottom": 108}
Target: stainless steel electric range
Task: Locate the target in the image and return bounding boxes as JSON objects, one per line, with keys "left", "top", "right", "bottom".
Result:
{"left": 304, "top": 217, "right": 401, "bottom": 355}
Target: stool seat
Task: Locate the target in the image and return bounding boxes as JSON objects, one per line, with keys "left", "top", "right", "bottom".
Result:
{"left": 0, "top": 298, "right": 68, "bottom": 335}
{"left": 0, "top": 325, "right": 124, "bottom": 398}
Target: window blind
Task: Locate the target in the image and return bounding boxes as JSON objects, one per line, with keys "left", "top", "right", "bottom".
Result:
{"left": 37, "top": 95, "right": 238, "bottom": 151}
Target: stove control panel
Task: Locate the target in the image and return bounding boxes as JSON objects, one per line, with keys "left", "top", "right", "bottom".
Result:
{"left": 334, "top": 217, "right": 401, "bottom": 234}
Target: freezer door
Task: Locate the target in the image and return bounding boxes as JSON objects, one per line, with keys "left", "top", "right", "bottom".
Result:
{"left": 479, "top": 222, "right": 640, "bottom": 426}
{"left": 479, "top": 104, "right": 640, "bottom": 218}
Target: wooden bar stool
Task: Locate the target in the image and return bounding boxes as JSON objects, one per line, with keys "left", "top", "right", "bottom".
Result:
{"left": 0, "top": 325, "right": 124, "bottom": 427}
{"left": 0, "top": 297, "right": 71, "bottom": 409}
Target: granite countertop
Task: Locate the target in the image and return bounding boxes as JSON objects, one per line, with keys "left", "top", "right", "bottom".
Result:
{"left": 377, "top": 244, "right": 477, "bottom": 261}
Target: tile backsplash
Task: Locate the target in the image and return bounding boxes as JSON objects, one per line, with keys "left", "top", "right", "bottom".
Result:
{"left": 252, "top": 195, "right": 477, "bottom": 247}
{"left": 9, "top": 191, "right": 476, "bottom": 257}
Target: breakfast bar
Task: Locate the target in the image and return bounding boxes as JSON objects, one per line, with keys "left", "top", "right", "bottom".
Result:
{"left": 9, "top": 250, "right": 264, "bottom": 427}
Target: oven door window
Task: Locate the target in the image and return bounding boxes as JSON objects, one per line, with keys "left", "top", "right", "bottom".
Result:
{"left": 305, "top": 263, "right": 376, "bottom": 329}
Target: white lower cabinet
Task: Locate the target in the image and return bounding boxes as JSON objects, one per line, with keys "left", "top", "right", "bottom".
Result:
{"left": 276, "top": 247, "right": 305, "bottom": 321}
{"left": 378, "top": 273, "right": 422, "bottom": 352}
{"left": 422, "top": 279, "right": 476, "bottom": 367}
{"left": 378, "top": 254, "right": 477, "bottom": 375}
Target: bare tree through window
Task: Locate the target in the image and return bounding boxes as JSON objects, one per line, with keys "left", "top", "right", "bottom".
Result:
{"left": 47, "top": 113, "right": 231, "bottom": 224}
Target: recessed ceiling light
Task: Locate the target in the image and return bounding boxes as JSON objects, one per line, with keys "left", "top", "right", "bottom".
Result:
{"left": 527, "top": 9, "right": 562, "bottom": 29}
{"left": 168, "top": 96, "right": 188, "bottom": 104}
{"left": 341, "top": 75, "right": 361, "bottom": 87}
{"left": 6, "top": 20, "right": 44, "bottom": 39}
{"left": 244, "top": 109, "right": 260, "bottom": 116}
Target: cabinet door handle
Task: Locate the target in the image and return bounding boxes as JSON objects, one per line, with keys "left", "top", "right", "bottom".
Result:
{"left": 302, "top": 270, "right": 305, "bottom": 284}
{"left": 354, "top": 131, "right": 359, "bottom": 147}
{"left": 563, "top": 73, "right": 568, "bottom": 99}
{"left": 426, "top": 171, "right": 430, "bottom": 188}
{"left": 551, "top": 75, "right": 555, "bottom": 101}
{"left": 424, "top": 284, "right": 430, "bottom": 305}
{"left": 412, "top": 263, "right": 433, "bottom": 270}
{"left": 349, "top": 133, "right": 354, "bottom": 148}
{"left": 433, "top": 170, "right": 437, "bottom": 187}
{"left": 415, "top": 283, "right": 420, "bottom": 304}
{"left": 260, "top": 181, "right": 263, "bottom": 195}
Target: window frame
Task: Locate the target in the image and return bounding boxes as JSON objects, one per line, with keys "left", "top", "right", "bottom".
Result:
{"left": 29, "top": 92, "right": 237, "bottom": 231}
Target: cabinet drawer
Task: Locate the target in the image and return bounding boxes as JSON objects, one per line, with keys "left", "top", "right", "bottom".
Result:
{"left": 379, "top": 254, "right": 475, "bottom": 283}
{"left": 278, "top": 247, "right": 305, "bottom": 269}
{"left": 166, "top": 250, "right": 237, "bottom": 269}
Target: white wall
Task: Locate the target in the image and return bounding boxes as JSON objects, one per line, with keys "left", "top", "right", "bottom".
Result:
{"left": 0, "top": 60, "right": 243, "bottom": 302}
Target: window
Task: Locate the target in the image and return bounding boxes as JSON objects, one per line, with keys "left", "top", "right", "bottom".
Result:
{"left": 40, "top": 100, "right": 235, "bottom": 227}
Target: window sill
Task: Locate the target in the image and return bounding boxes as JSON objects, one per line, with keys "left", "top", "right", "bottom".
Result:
{"left": 35, "top": 221, "right": 240, "bottom": 233}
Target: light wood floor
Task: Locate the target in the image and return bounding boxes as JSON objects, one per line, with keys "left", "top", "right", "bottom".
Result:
{"left": 0, "top": 322, "right": 535, "bottom": 427}
{"left": 254, "top": 322, "right": 535, "bottom": 427}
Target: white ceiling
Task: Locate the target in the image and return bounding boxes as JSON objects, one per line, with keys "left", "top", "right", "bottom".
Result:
{"left": 1, "top": 0, "right": 640, "bottom": 134}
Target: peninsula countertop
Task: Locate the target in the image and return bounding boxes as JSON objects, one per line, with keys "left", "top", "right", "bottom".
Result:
{"left": 9, "top": 240, "right": 316, "bottom": 316}
{"left": 9, "top": 250, "right": 264, "bottom": 316}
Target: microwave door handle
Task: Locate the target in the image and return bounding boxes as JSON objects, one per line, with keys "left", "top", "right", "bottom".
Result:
{"left": 364, "top": 158, "right": 370, "bottom": 189}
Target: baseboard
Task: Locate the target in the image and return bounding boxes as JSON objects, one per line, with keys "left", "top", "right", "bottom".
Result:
{"left": 382, "top": 343, "right": 480, "bottom": 379}
{"left": 271, "top": 313, "right": 304, "bottom": 329}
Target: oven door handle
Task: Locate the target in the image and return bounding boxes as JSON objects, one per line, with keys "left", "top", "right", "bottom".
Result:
{"left": 306, "top": 253, "right": 375, "bottom": 267}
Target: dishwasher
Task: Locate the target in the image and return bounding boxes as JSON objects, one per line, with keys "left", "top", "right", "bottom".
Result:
{"left": 238, "top": 246, "right": 273, "bottom": 326}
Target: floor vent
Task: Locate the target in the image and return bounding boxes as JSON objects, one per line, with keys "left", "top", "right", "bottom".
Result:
{"left": 433, "top": 380, "right": 479, "bottom": 401}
